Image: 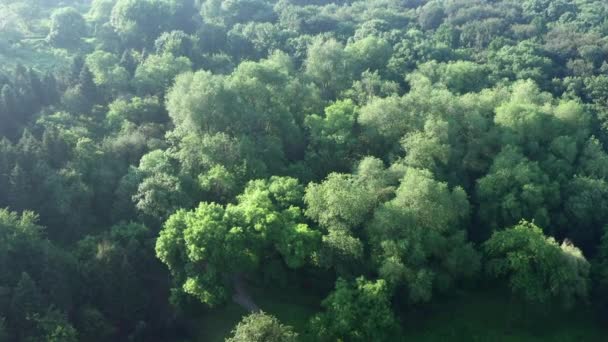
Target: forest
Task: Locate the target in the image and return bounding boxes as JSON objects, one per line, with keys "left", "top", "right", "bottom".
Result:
{"left": 2, "top": 0, "right": 608, "bottom": 341}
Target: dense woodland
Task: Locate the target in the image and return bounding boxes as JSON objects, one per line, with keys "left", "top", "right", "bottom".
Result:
{"left": 3, "top": 0, "right": 608, "bottom": 341}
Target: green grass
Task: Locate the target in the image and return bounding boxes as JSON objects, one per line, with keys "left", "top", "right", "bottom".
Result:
{"left": 0, "top": 39, "right": 72, "bottom": 72}
{"left": 190, "top": 287, "right": 607, "bottom": 342}
{"left": 190, "top": 285, "right": 321, "bottom": 342}
{"left": 191, "top": 302, "right": 248, "bottom": 342}
{"left": 401, "top": 290, "right": 607, "bottom": 342}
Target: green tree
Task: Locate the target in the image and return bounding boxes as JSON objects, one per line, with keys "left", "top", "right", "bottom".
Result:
{"left": 418, "top": 1, "right": 445, "bottom": 30}
{"left": 156, "top": 177, "right": 320, "bottom": 306}
{"left": 487, "top": 41, "right": 554, "bottom": 87}
{"left": 358, "top": 95, "right": 411, "bottom": 152}
{"left": 304, "top": 159, "right": 393, "bottom": 273}
{"left": 85, "top": 51, "right": 130, "bottom": 95}
{"left": 36, "top": 309, "right": 78, "bottom": 342}
{"left": 346, "top": 36, "right": 393, "bottom": 76}
{"left": 311, "top": 277, "right": 399, "bottom": 342}
{"left": 47, "top": 7, "right": 87, "bottom": 48}
{"left": 106, "top": 96, "right": 166, "bottom": 128}
{"left": 305, "top": 99, "right": 360, "bottom": 177}
{"left": 304, "top": 37, "right": 353, "bottom": 100}
{"left": 154, "top": 30, "right": 197, "bottom": 57}
{"left": 110, "top": 0, "right": 174, "bottom": 47}
{"left": 476, "top": 146, "right": 559, "bottom": 232}
{"left": 134, "top": 170, "right": 191, "bottom": 223}
{"left": 563, "top": 176, "right": 608, "bottom": 249}
{"left": 75, "top": 222, "right": 164, "bottom": 339}
{"left": 166, "top": 70, "right": 232, "bottom": 134}
{"left": 87, "top": 0, "right": 115, "bottom": 25}
{"left": 133, "top": 53, "right": 192, "bottom": 95}
{"left": 484, "top": 221, "right": 590, "bottom": 307}
{"left": 367, "top": 168, "right": 479, "bottom": 302}
{"left": 226, "top": 312, "right": 297, "bottom": 342}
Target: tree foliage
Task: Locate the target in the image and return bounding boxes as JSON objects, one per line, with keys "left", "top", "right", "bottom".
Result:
{"left": 484, "top": 221, "right": 590, "bottom": 307}
{"left": 5, "top": 0, "right": 608, "bottom": 340}
{"left": 226, "top": 312, "right": 297, "bottom": 342}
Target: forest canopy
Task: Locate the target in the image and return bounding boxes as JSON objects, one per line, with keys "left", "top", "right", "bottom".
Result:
{"left": 2, "top": 0, "right": 608, "bottom": 341}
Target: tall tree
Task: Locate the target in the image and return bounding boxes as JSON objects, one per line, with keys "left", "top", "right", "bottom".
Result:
{"left": 484, "top": 221, "right": 590, "bottom": 307}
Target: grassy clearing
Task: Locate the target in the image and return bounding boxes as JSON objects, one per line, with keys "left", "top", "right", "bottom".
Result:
{"left": 190, "top": 287, "right": 606, "bottom": 342}
{"left": 401, "top": 290, "right": 607, "bottom": 342}
{"left": 191, "top": 284, "right": 322, "bottom": 342}
{"left": 0, "top": 39, "right": 72, "bottom": 72}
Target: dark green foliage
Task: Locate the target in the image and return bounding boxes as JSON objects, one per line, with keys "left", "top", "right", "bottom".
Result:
{"left": 0, "top": 209, "right": 76, "bottom": 341}
{"left": 311, "top": 277, "right": 399, "bottom": 342}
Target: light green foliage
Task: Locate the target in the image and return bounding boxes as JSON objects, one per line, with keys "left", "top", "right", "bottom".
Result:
{"left": 202, "top": 0, "right": 274, "bottom": 26}
{"left": 401, "top": 118, "right": 450, "bottom": 175}
{"left": 305, "top": 37, "right": 354, "bottom": 99}
{"left": 229, "top": 22, "right": 291, "bottom": 59}
{"left": 577, "top": 137, "right": 608, "bottom": 179}
{"left": 487, "top": 41, "right": 554, "bottom": 86}
{"left": 345, "top": 70, "right": 401, "bottom": 104}
{"left": 494, "top": 81, "right": 589, "bottom": 155}
{"left": 484, "top": 221, "right": 590, "bottom": 307}
{"left": 134, "top": 166, "right": 190, "bottom": 223}
{"left": 133, "top": 53, "right": 192, "bottom": 95}
{"left": 175, "top": 132, "right": 245, "bottom": 178}
{"left": 346, "top": 36, "right": 393, "bottom": 75}
{"left": 85, "top": 51, "right": 130, "bottom": 93}
{"left": 358, "top": 95, "right": 410, "bottom": 146}
{"left": 37, "top": 309, "right": 78, "bottom": 342}
{"left": 522, "top": 0, "right": 576, "bottom": 21}
{"left": 305, "top": 173, "right": 377, "bottom": 232}
{"left": 87, "top": 0, "right": 116, "bottom": 24}
{"left": 368, "top": 168, "right": 479, "bottom": 302}
{"left": 225, "top": 312, "right": 297, "bottom": 342}
{"left": 154, "top": 30, "right": 196, "bottom": 57}
{"left": 166, "top": 70, "right": 230, "bottom": 133}
{"left": 166, "top": 52, "right": 315, "bottom": 179}
{"left": 224, "top": 52, "right": 304, "bottom": 143}
{"left": 311, "top": 277, "right": 398, "bottom": 342}
{"left": 106, "top": 96, "right": 165, "bottom": 128}
{"left": 477, "top": 146, "right": 558, "bottom": 231}
{"left": 156, "top": 177, "right": 320, "bottom": 306}
{"left": 305, "top": 99, "right": 359, "bottom": 176}
{"left": 47, "top": 7, "right": 87, "bottom": 48}
{"left": 418, "top": 1, "right": 445, "bottom": 30}
{"left": 167, "top": 52, "right": 307, "bottom": 141}
{"left": 110, "top": 0, "right": 174, "bottom": 46}
{"left": 198, "top": 164, "right": 238, "bottom": 203}
{"left": 412, "top": 61, "right": 490, "bottom": 94}
{"left": 388, "top": 29, "right": 452, "bottom": 78}
{"left": 442, "top": 61, "right": 490, "bottom": 94}
{"left": 477, "top": 81, "right": 598, "bottom": 233}
{"left": 304, "top": 158, "right": 393, "bottom": 272}
{"left": 131, "top": 150, "right": 192, "bottom": 222}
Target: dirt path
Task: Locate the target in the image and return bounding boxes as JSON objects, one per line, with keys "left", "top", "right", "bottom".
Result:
{"left": 232, "top": 274, "right": 260, "bottom": 312}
